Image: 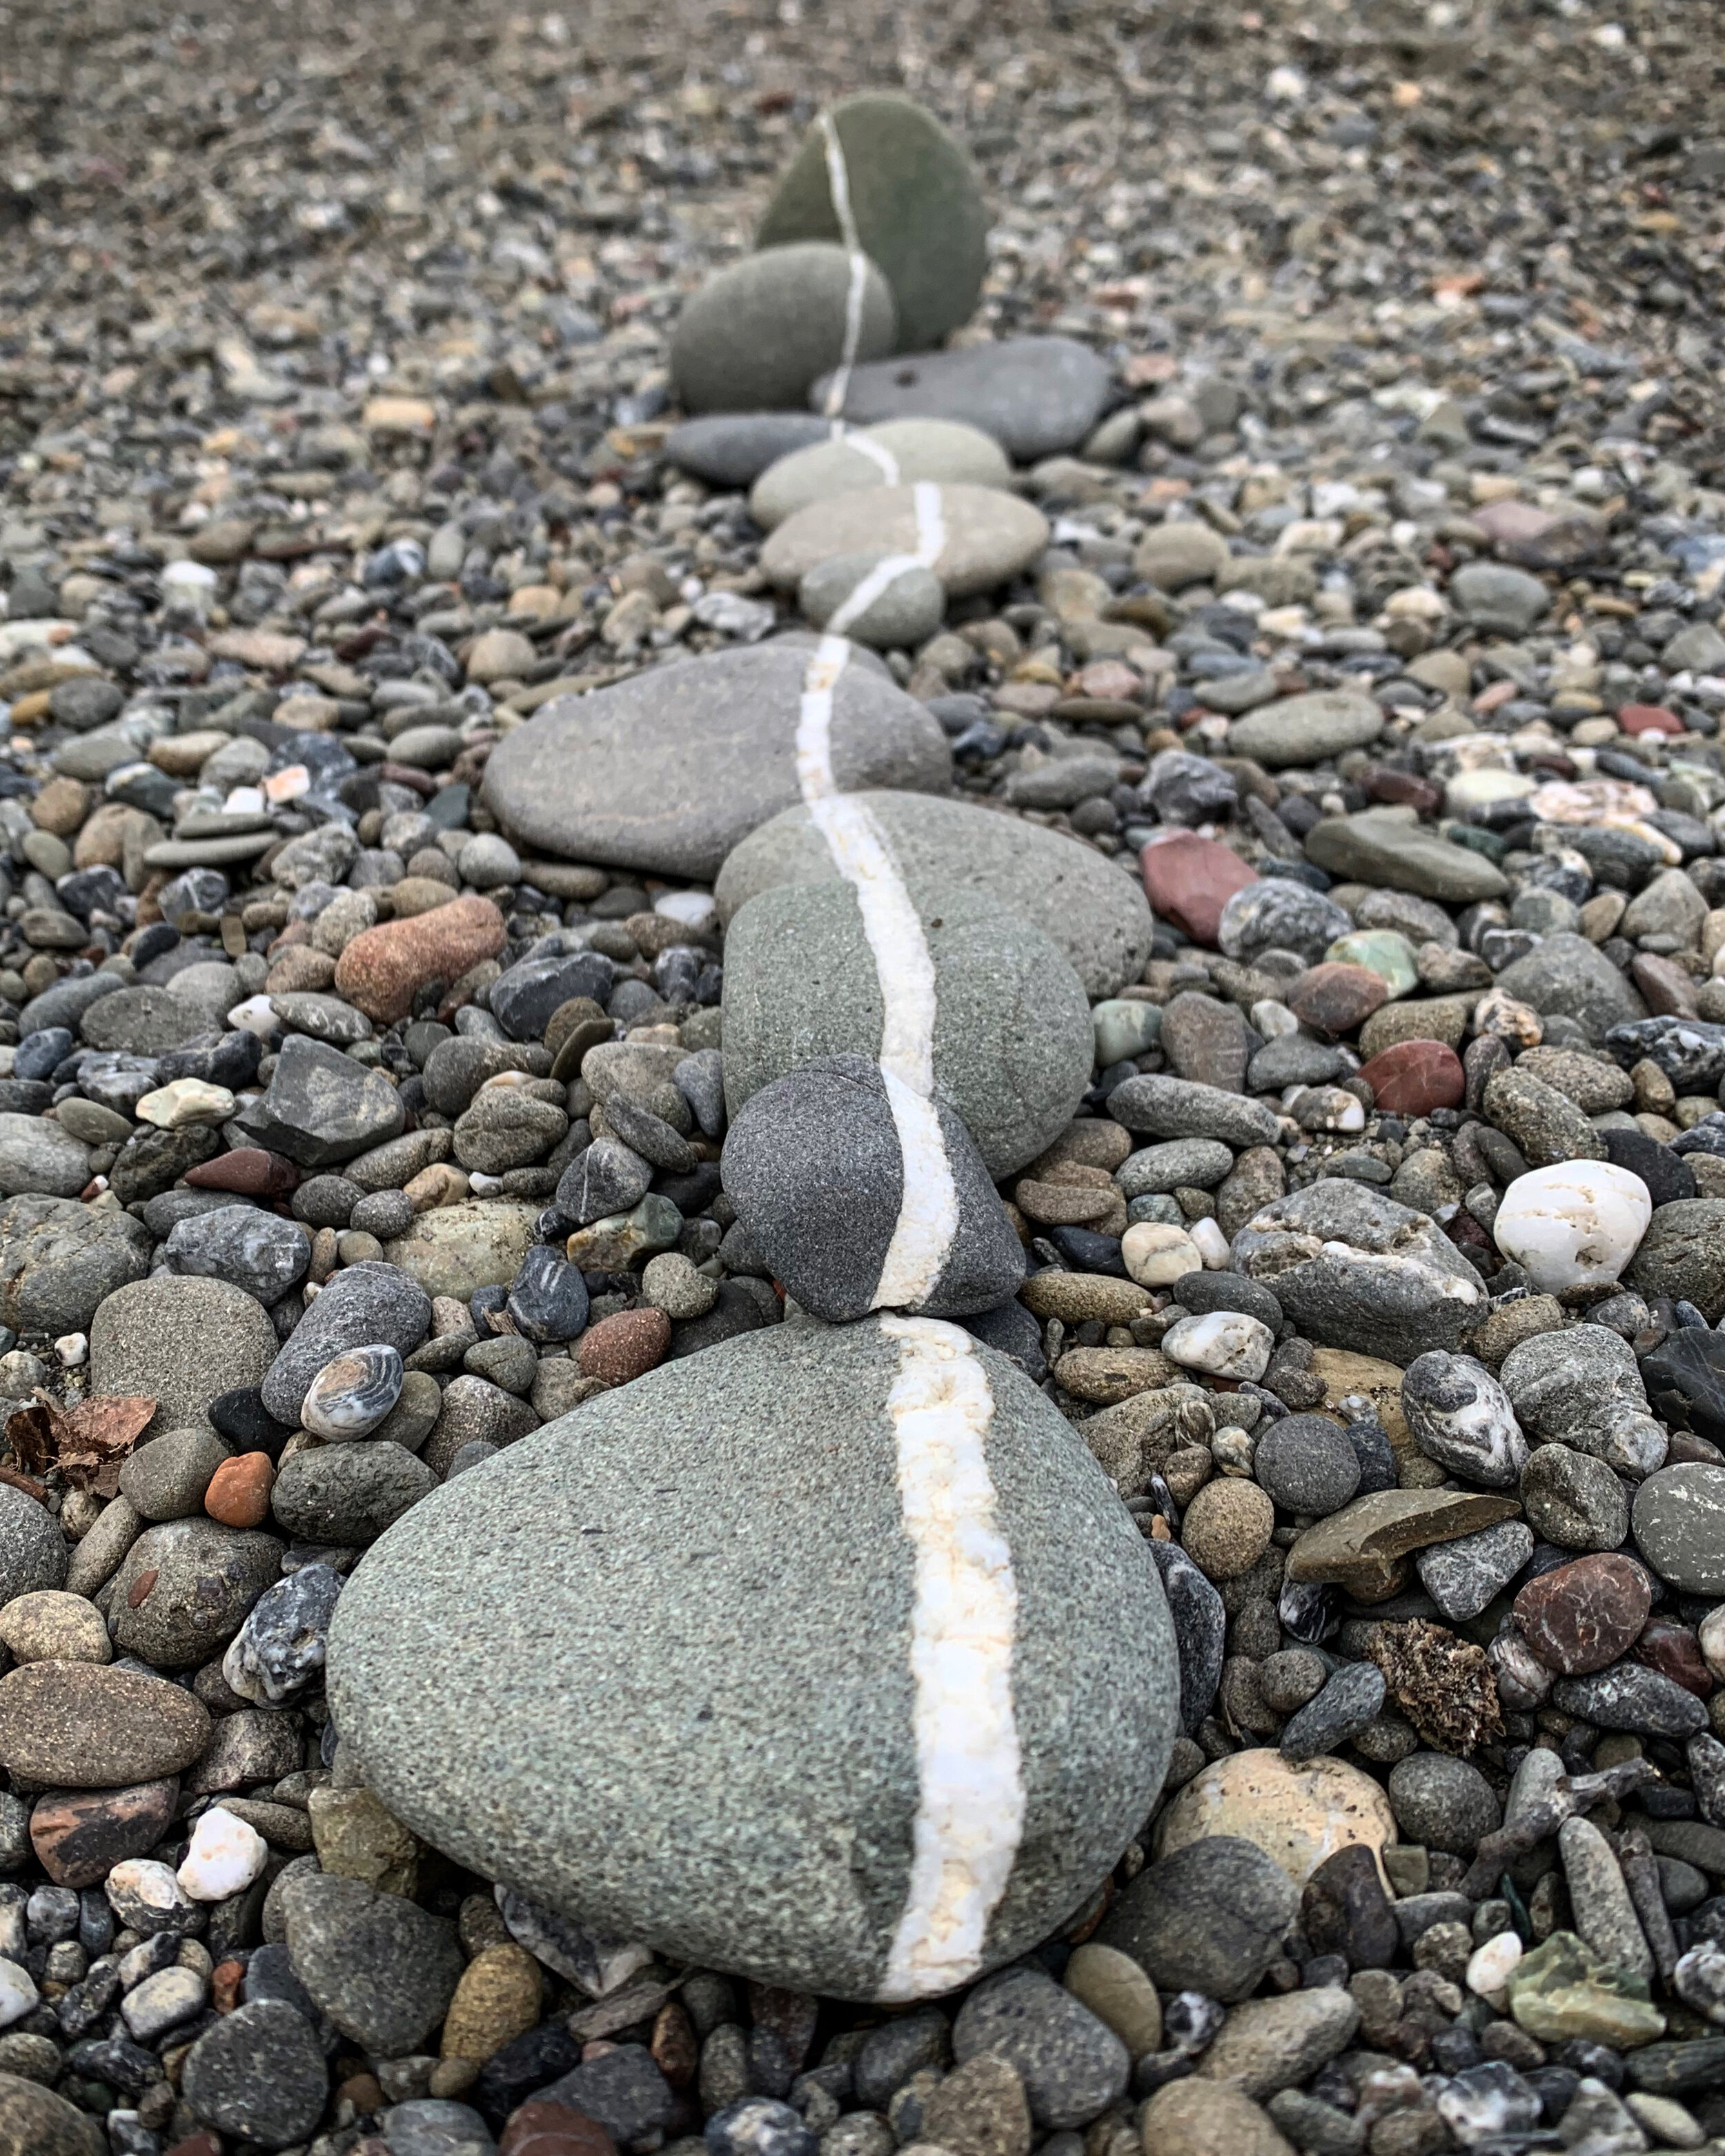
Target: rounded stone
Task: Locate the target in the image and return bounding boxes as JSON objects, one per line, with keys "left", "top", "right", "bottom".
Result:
{"left": 1493, "top": 1160, "right": 1653, "bottom": 1294}
{"left": 300, "top": 1345, "right": 406, "bottom": 1440}
{"left": 1513, "top": 1553, "right": 1653, "bottom": 1676}
{"left": 0, "top": 1194, "right": 152, "bottom": 1336}
{"left": 1062, "top": 1942, "right": 1162, "bottom": 2059}
{"left": 1357, "top": 1040, "right": 1466, "bottom": 1117}
{"left": 756, "top": 94, "right": 989, "bottom": 353}
{"left": 757, "top": 419, "right": 1009, "bottom": 529}
{"left": 110, "top": 1517, "right": 283, "bottom": 1665}
{"left": 181, "top": 1995, "right": 329, "bottom": 2147}
{"left": 1254, "top": 1416, "right": 1362, "bottom": 1519}
{"left": 1386, "top": 1752, "right": 1501, "bottom": 1855}
{"left": 1155, "top": 1748, "right": 1397, "bottom": 1887}
{"left": 718, "top": 789, "right": 1154, "bottom": 1002}
{"left": 0, "top": 1485, "right": 66, "bottom": 1603}
{"left": 271, "top": 1441, "right": 436, "bottom": 1545}
{"left": 483, "top": 644, "right": 949, "bottom": 882}
{"left": 762, "top": 485, "right": 1049, "bottom": 604}
{"left": 798, "top": 553, "right": 946, "bottom": 649}
{"left": 1227, "top": 691, "right": 1385, "bottom": 770}
{"left": 1181, "top": 1478, "right": 1275, "bottom": 1582}
{"left": 722, "top": 880, "right": 1092, "bottom": 1178}
{"left": 812, "top": 336, "right": 1112, "bottom": 464}
{"left": 1121, "top": 1220, "right": 1202, "bottom": 1289}
{"left": 671, "top": 242, "right": 896, "bottom": 413}
{"left": 1632, "top": 1465, "right": 1725, "bottom": 1594}
{"left": 1521, "top": 1443, "right": 1630, "bottom": 1552}
{"left": 0, "top": 1661, "right": 210, "bottom": 1787}
{"left": 90, "top": 1274, "right": 279, "bottom": 1441}
{"left": 1098, "top": 1832, "right": 1297, "bottom": 2003}
{"left": 328, "top": 1315, "right": 1179, "bottom": 2001}
{"left": 1161, "top": 1309, "right": 1274, "bottom": 1383}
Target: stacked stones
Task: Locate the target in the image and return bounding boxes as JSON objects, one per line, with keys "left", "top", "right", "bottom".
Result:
{"left": 0, "top": 55, "right": 1722, "bottom": 2156}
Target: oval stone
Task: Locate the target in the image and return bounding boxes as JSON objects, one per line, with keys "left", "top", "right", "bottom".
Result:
{"left": 1633, "top": 1464, "right": 1725, "bottom": 1594}
{"left": 328, "top": 1315, "right": 1178, "bottom": 2002}
{"left": 1357, "top": 1041, "right": 1465, "bottom": 1117}
{"left": 1512, "top": 1554, "right": 1653, "bottom": 1677}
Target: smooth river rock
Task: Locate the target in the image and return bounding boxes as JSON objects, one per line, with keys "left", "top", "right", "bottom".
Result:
{"left": 328, "top": 1314, "right": 1178, "bottom": 2002}
{"left": 482, "top": 644, "right": 951, "bottom": 878}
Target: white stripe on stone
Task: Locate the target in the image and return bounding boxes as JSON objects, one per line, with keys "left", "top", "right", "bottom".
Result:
{"left": 820, "top": 112, "right": 869, "bottom": 427}
{"left": 824, "top": 481, "right": 945, "bottom": 642}
{"left": 846, "top": 431, "right": 901, "bottom": 482}
{"left": 877, "top": 1314, "right": 1023, "bottom": 2002}
{"left": 794, "top": 629, "right": 960, "bottom": 1307}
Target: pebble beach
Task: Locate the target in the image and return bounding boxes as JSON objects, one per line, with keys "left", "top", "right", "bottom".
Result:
{"left": 0, "top": 1, "right": 1722, "bottom": 2154}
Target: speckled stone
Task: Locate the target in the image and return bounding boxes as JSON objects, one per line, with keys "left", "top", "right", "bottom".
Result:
{"left": 715, "top": 789, "right": 1154, "bottom": 1000}
{"left": 1633, "top": 1465, "right": 1725, "bottom": 1594}
{"left": 721, "top": 881, "right": 1092, "bottom": 1178}
{"left": 328, "top": 1316, "right": 1177, "bottom": 2001}
{"left": 483, "top": 644, "right": 949, "bottom": 880}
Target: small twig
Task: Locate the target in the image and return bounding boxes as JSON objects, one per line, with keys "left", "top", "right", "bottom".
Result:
{"left": 1459, "top": 1758, "right": 1661, "bottom": 1901}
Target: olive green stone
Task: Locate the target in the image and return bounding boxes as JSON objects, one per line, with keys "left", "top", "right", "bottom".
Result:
{"left": 1505, "top": 1930, "right": 1666, "bottom": 2048}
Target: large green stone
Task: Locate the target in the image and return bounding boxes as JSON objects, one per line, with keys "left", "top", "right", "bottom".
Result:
{"left": 756, "top": 95, "right": 988, "bottom": 354}
{"left": 1505, "top": 1930, "right": 1666, "bottom": 2048}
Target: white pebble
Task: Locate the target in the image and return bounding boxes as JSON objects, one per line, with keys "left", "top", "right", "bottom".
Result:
{"left": 1121, "top": 1221, "right": 1201, "bottom": 1289}
{"left": 655, "top": 889, "right": 718, "bottom": 933}
{"left": 1189, "top": 1217, "right": 1230, "bottom": 1269}
{"left": 468, "top": 1171, "right": 506, "bottom": 1196}
{"left": 227, "top": 994, "right": 279, "bottom": 1038}
{"left": 177, "top": 1806, "right": 268, "bottom": 1902}
{"left": 1161, "top": 1308, "right": 1273, "bottom": 1382}
{"left": 135, "top": 1078, "right": 235, "bottom": 1130}
{"left": 0, "top": 1955, "right": 38, "bottom": 2028}
{"left": 1466, "top": 1930, "right": 1523, "bottom": 1998}
{"left": 1492, "top": 1160, "right": 1651, "bottom": 1294}
{"left": 55, "top": 1332, "right": 87, "bottom": 1369}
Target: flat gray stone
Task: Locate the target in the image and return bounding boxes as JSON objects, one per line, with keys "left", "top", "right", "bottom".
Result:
{"left": 670, "top": 241, "right": 896, "bottom": 414}
{"left": 0, "top": 1481, "right": 66, "bottom": 1602}
{"left": 760, "top": 484, "right": 1049, "bottom": 601}
{"left": 0, "top": 1114, "right": 90, "bottom": 1200}
{"left": 1226, "top": 692, "right": 1385, "bottom": 769}
{"left": 1230, "top": 1178, "right": 1487, "bottom": 1364}
{"left": 758, "top": 93, "right": 989, "bottom": 354}
{"left": 664, "top": 413, "right": 834, "bottom": 488}
{"left": 751, "top": 419, "right": 1009, "bottom": 530}
{"left": 1633, "top": 1463, "right": 1725, "bottom": 1594}
{"left": 79, "top": 987, "right": 219, "bottom": 1054}
{"left": 811, "top": 337, "right": 1113, "bottom": 462}
{"left": 329, "top": 1315, "right": 1178, "bottom": 2002}
{"left": 90, "top": 1274, "right": 279, "bottom": 1440}
{"left": 279, "top": 1871, "right": 463, "bottom": 2056}
{"left": 1494, "top": 932, "right": 1646, "bottom": 1043}
{"left": 1304, "top": 812, "right": 1510, "bottom": 902}
{"left": 259, "top": 1260, "right": 432, "bottom": 1425}
{"left": 0, "top": 1194, "right": 149, "bottom": 1334}
{"left": 722, "top": 1054, "right": 1025, "bottom": 1322}
{"left": 234, "top": 1034, "right": 406, "bottom": 1169}
{"left": 716, "top": 790, "right": 1154, "bottom": 1000}
{"left": 721, "top": 880, "right": 1092, "bottom": 1176}
{"left": 482, "top": 644, "right": 951, "bottom": 879}
{"left": 110, "top": 1516, "right": 283, "bottom": 1667}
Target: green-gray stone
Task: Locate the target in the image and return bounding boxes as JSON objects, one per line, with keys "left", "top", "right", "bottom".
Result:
{"left": 670, "top": 243, "right": 896, "bottom": 414}
{"left": 1092, "top": 1000, "right": 1162, "bottom": 1067}
{"left": 716, "top": 791, "right": 1155, "bottom": 1001}
{"left": 756, "top": 95, "right": 988, "bottom": 354}
{"left": 1504, "top": 1930, "right": 1666, "bottom": 2048}
{"left": 752, "top": 419, "right": 1009, "bottom": 531}
{"left": 799, "top": 553, "right": 946, "bottom": 650}
{"left": 1225, "top": 692, "right": 1383, "bottom": 770}
{"left": 1325, "top": 931, "right": 1419, "bottom": 999}
{"left": 1305, "top": 811, "right": 1510, "bottom": 902}
{"left": 722, "top": 880, "right": 1092, "bottom": 1176}
{"left": 328, "top": 1315, "right": 1178, "bottom": 2001}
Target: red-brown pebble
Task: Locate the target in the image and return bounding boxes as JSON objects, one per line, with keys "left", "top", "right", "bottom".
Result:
{"left": 1513, "top": 1552, "right": 1652, "bottom": 1677}
{"left": 211, "top": 1958, "right": 245, "bottom": 2013}
{"left": 1357, "top": 1040, "right": 1466, "bottom": 1117}
{"left": 576, "top": 1309, "right": 672, "bottom": 1386}
{"left": 165, "top": 2137, "right": 224, "bottom": 2156}
{"left": 334, "top": 895, "right": 507, "bottom": 1023}
{"left": 1361, "top": 767, "right": 1443, "bottom": 815}
{"left": 1288, "top": 962, "right": 1388, "bottom": 1037}
{"left": 1634, "top": 1616, "right": 1713, "bottom": 1699}
{"left": 500, "top": 2104, "right": 619, "bottom": 2156}
{"left": 1139, "top": 830, "right": 1257, "bottom": 948}
{"left": 205, "top": 1452, "right": 275, "bottom": 1529}
{"left": 186, "top": 1147, "right": 299, "bottom": 1196}
{"left": 30, "top": 1777, "right": 179, "bottom": 1888}
{"left": 1619, "top": 702, "right": 1683, "bottom": 737}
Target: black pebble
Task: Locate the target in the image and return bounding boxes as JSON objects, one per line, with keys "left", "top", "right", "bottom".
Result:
{"left": 208, "top": 1387, "right": 298, "bottom": 1463}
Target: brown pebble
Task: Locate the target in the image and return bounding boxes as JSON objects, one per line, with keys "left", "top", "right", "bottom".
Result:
{"left": 577, "top": 1309, "right": 671, "bottom": 1385}
{"left": 1288, "top": 962, "right": 1390, "bottom": 1037}
{"left": 335, "top": 894, "right": 508, "bottom": 1022}
{"left": 30, "top": 1777, "right": 179, "bottom": 1888}
{"left": 186, "top": 1148, "right": 299, "bottom": 1197}
{"left": 205, "top": 1453, "right": 275, "bottom": 1530}
{"left": 1180, "top": 1478, "right": 1275, "bottom": 1582}
{"left": 211, "top": 1958, "right": 245, "bottom": 2013}
{"left": 500, "top": 2104, "right": 619, "bottom": 2156}
{"left": 1513, "top": 1552, "right": 1652, "bottom": 1677}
